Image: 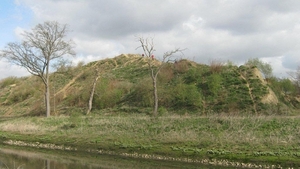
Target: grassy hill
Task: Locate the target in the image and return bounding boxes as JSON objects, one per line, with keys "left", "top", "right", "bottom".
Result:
{"left": 0, "top": 53, "right": 299, "bottom": 116}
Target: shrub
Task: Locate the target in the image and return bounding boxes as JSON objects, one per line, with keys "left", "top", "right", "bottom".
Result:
{"left": 171, "top": 83, "right": 202, "bottom": 109}
{"left": 158, "top": 64, "right": 174, "bottom": 83}
{"left": 158, "top": 107, "right": 168, "bottom": 116}
{"left": 6, "top": 89, "right": 32, "bottom": 104}
{"left": 280, "top": 78, "right": 297, "bottom": 95}
{"left": 207, "top": 73, "right": 222, "bottom": 97}
{"left": 174, "top": 59, "right": 190, "bottom": 74}
{"left": 209, "top": 60, "right": 224, "bottom": 73}
{"left": 5, "top": 79, "right": 39, "bottom": 105}
{"left": 0, "top": 76, "right": 18, "bottom": 89}
{"left": 184, "top": 68, "right": 203, "bottom": 84}
{"left": 93, "top": 79, "right": 133, "bottom": 109}
{"left": 128, "top": 78, "right": 153, "bottom": 107}
{"left": 65, "top": 88, "right": 89, "bottom": 107}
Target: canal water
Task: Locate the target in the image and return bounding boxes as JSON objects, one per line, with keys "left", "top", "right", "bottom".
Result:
{"left": 0, "top": 147, "right": 234, "bottom": 169}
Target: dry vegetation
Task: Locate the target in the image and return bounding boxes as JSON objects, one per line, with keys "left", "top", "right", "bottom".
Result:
{"left": 0, "top": 114, "right": 300, "bottom": 166}
{"left": 1, "top": 54, "right": 299, "bottom": 117}
{"left": 0, "top": 114, "right": 299, "bottom": 151}
{"left": 1, "top": 54, "right": 300, "bottom": 167}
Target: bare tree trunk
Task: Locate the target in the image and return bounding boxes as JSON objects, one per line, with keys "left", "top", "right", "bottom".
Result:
{"left": 45, "top": 59, "right": 51, "bottom": 117}
{"left": 53, "top": 81, "right": 56, "bottom": 115}
{"left": 46, "top": 83, "right": 51, "bottom": 117}
{"left": 152, "top": 76, "right": 158, "bottom": 116}
{"left": 87, "top": 72, "right": 100, "bottom": 115}
{"left": 45, "top": 159, "right": 50, "bottom": 169}
{"left": 41, "top": 74, "right": 51, "bottom": 117}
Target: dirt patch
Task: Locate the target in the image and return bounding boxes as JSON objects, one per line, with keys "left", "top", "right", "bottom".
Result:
{"left": 253, "top": 68, "right": 278, "bottom": 104}
{"left": 262, "top": 88, "right": 278, "bottom": 104}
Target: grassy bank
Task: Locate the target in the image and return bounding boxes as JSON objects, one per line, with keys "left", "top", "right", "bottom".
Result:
{"left": 0, "top": 113, "right": 300, "bottom": 167}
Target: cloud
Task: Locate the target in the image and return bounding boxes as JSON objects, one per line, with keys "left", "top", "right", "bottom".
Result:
{"left": 1, "top": 0, "right": 300, "bottom": 79}
{"left": 14, "top": 26, "right": 26, "bottom": 40}
{"left": 0, "top": 60, "right": 30, "bottom": 79}
{"left": 281, "top": 55, "right": 300, "bottom": 70}
{"left": 261, "top": 56, "right": 291, "bottom": 78}
{"left": 21, "top": 0, "right": 193, "bottom": 39}
{"left": 75, "top": 36, "right": 128, "bottom": 55}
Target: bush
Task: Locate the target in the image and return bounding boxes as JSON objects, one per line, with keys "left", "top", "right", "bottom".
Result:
{"left": 280, "top": 78, "right": 297, "bottom": 95}
{"left": 158, "top": 64, "right": 174, "bottom": 83}
{"left": 158, "top": 107, "right": 168, "bottom": 116}
{"left": 5, "top": 79, "right": 38, "bottom": 105}
{"left": 0, "top": 76, "right": 18, "bottom": 89}
{"left": 171, "top": 83, "right": 202, "bottom": 109}
{"left": 207, "top": 73, "right": 222, "bottom": 97}
{"left": 6, "top": 89, "right": 32, "bottom": 104}
{"left": 128, "top": 78, "right": 153, "bottom": 107}
{"left": 209, "top": 60, "right": 224, "bottom": 73}
{"left": 94, "top": 79, "right": 132, "bottom": 109}
{"left": 65, "top": 88, "right": 89, "bottom": 107}
{"left": 184, "top": 68, "right": 203, "bottom": 84}
{"left": 174, "top": 59, "right": 190, "bottom": 74}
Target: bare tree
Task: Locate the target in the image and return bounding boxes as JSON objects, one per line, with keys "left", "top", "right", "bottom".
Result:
{"left": 0, "top": 21, "right": 75, "bottom": 117}
{"left": 87, "top": 69, "right": 100, "bottom": 115}
{"left": 137, "top": 37, "right": 183, "bottom": 116}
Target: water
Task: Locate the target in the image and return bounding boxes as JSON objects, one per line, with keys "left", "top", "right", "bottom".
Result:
{"left": 0, "top": 147, "right": 233, "bottom": 169}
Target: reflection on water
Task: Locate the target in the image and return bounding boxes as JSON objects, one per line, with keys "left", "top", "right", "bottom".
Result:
{"left": 0, "top": 147, "right": 232, "bottom": 169}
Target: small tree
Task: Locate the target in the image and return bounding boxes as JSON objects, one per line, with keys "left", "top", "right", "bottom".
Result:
{"left": 245, "top": 58, "right": 273, "bottom": 79}
{"left": 280, "top": 78, "right": 296, "bottom": 96}
{"left": 288, "top": 65, "right": 300, "bottom": 94}
{"left": 137, "top": 37, "right": 183, "bottom": 116}
{"left": 0, "top": 21, "right": 75, "bottom": 117}
{"left": 86, "top": 69, "right": 100, "bottom": 115}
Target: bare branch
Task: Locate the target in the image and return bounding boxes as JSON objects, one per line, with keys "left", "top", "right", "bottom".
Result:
{"left": 0, "top": 21, "right": 75, "bottom": 117}
{"left": 136, "top": 36, "right": 184, "bottom": 116}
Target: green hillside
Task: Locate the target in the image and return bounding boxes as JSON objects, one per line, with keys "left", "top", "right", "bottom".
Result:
{"left": 0, "top": 54, "right": 299, "bottom": 116}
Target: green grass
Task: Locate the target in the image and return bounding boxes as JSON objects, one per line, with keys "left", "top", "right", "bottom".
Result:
{"left": 1, "top": 54, "right": 299, "bottom": 116}
{"left": 0, "top": 114, "right": 300, "bottom": 166}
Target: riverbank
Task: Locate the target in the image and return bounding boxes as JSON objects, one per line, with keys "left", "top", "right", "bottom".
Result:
{"left": 0, "top": 114, "right": 299, "bottom": 168}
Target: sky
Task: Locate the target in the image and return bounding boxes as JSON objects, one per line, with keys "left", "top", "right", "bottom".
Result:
{"left": 1, "top": 0, "right": 300, "bottom": 80}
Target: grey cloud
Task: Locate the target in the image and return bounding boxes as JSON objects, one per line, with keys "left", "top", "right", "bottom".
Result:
{"left": 282, "top": 55, "right": 300, "bottom": 70}
{"left": 198, "top": 0, "right": 300, "bottom": 35}
{"left": 8, "top": 0, "right": 300, "bottom": 79}
{"left": 64, "top": 0, "right": 192, "bottom": 39}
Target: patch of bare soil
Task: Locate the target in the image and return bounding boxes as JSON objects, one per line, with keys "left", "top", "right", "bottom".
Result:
{"left": 252, "top": 68, "right": 278, "bottom": 104}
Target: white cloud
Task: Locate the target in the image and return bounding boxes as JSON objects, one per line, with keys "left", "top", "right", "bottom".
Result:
{"left": 14, "top": 26, "right": 25, "bottom": 40}
{"left": 0, "top": 60, "right": 30, "bottom": 79}
{"left": 2, "top": 0, "right": 300, "bottom": 79}
{"left": 183, "top": 15, "right": 204, "bottom": 32}
{"left": 261, "top": 56, "right": 291, "bottom": 78}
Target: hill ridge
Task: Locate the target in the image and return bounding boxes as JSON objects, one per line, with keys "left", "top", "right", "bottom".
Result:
{"left": 0, "top": 53, "right": 298, "bottom": 116}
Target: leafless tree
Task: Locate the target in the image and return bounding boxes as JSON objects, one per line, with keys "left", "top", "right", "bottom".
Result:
{"left": 137, "top": 37, "right": 183, "bottom": 116}
{"left": 87, "top": 69, "right": 100, "bottom": 115}
{"left": 0, "top": 21, "right": 75, "bottom": 117}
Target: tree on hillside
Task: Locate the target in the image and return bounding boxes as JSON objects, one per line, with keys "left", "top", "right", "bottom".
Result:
{"left": 137, "top": 37, "right": 183, "bottom": 116}
{"left": 245, "top": 58, "right": 273, "bottom": 79}
{"left": 288, "top": 65, "right": 300, "bottom": 94}
{"left": 280, "top": 78, "right": 296, "bottom": 95}
{"left": 87, "top": 68, "right": 100, "bottom": 115}
{"left": 0, "top": 21, "right": 75, "bottom": 117}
